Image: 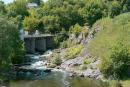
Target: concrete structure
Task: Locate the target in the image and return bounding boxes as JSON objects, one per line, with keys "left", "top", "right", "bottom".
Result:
{"left": 24, "top": 34, "right": 54, "bottom": 53}
{"left": 27, "top": 3, "right": 38, "bottom": 9}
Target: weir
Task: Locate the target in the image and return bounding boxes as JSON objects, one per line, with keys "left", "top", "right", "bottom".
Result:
{"left": 24, "top": 34, "right": 54, "bottom": 53}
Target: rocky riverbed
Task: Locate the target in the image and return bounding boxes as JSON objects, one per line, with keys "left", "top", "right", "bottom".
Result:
{"left": 15, "top": 31, "right": 104, "bottom": 81}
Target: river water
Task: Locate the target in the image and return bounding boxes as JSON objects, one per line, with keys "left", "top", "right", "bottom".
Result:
{"left": 10, "top": 52, "right": 109, "bottom": 87}
{"left": 10, "top": 71, "right": 108, "bottom": 87}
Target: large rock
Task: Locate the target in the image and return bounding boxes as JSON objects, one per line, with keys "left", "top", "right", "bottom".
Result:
{"left": 61, "top": 57, "right": 85, "bottom": 69}
{"left": 83, "top": 68, "right": 102, "bottom": 79}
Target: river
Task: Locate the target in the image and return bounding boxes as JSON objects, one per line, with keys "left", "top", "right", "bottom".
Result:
{"left": 10, "top": 51, "right": 109, "bottom": 87}
{"left": 11, "top": 71, "right": 108, "bottom": 87}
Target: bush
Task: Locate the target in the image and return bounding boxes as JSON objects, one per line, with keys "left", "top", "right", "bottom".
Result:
{"left": 100, "top": 42, "right": 130, "bottom": 79}
{"left": 84, "top": 59, "right": 91, "bottom": 65}
{"left": 54, "top": 29, "right": 69, "bottom": 48}
{"left": 82, "top": 26, "right": 89, "bottom": 38}
{"left": 51, "top": 54, "right": 62, "bottom": 65}
{"left": 64, "top": 45, "right": 83, "bottom": 60}
{"left": 89, "top": 13, "right": 130, "bottom": 79}
{"left": 69, "top": 24, "right": 82, "bottom": 37}
{"left": 60, "top": 40, "right": 77, "bottom": 49}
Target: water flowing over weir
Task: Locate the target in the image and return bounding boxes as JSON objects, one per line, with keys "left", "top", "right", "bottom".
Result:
{"left": 10, "top": 51, "right": 108, "bottom": 87}
{"left": 12, "top": 50, "right": 54, "bottom": 80}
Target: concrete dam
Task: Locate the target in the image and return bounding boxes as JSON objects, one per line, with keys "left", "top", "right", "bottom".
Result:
{"left": 24, "top": 34, "right": 54, "bottom": 53}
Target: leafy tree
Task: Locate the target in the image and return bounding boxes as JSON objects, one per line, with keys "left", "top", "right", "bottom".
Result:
{"left": 0, "top": 1, "right": 6, "bottom": 14}
{"left": 42, "top": 15, "right": 60, "bottom": 33}
{"left": 23, "top": 16, "right": 39, "bottom": 32}
{"left": 108, "top": 1, "right": 122, "bottom": 17}
{"left": 7, "top": 0, "right": 28, "bottom": 18}
{"left": 0, "top": 16, "right": 25, "bottom": 79}
{"left": 80, "top": 0, "right": 104, "bottom": 26}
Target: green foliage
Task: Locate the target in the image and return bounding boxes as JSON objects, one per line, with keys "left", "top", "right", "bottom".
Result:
{"left": 69, "top": 24, "right": 82, "bottom": 37}
{"left": 107, "top": 80, "right": 122, "bottom": 87}
{"left": 107, "top": 1, "right": 122, "bottom": 17}
{"left": 54, "top": 29, "right": 69, "bottom": 47}
{"left": 60, "top": 39, "right": 76, "bottom": 49}
{"left": 0, "top": 1, "right": 6, "bottom": 14}
{"left": 65, "top": 45, "right": 83, "bottom": 60}
{"left": 23, "top": 15, "right": 39, "bottom": 32}
{"left": 89, "top": 12, "right": 130, "bottom": 79}
{"left": 101, "top": 41, "right": 130, "bottom": 79}
{"left": 84, "top": 59, "right": 91, "bottom": 65}
{"left": 42, "top": 15, "right": 60, "bottom": 33}
{"left": 80, "top": 0, "right": 104, "bottom": 26}
{"left": 0, "top": 16, "right": 25, "bottom": 79}
{"left": 7, "top": 0, "right": 28, "bottom": 18}
{"left": 51, "top": 54, "right": 62, "bottom": 65}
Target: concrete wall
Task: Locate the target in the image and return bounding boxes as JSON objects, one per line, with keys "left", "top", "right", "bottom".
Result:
{"left": 24, "top": 38, "right": 35, "bottom": 53}
{"left": 24, "top": 36, "right": 54, "bottom": 53}
{"left": 35, "top": 38, "right": 46, "bottom": 52}
{"left": 46, "top": 36, "right": 54, "bottom": 49}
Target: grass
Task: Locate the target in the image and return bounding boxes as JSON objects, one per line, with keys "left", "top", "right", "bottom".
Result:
{"left": 88, "top": 12, "right": 130, "bottom": 81}
{"left": 88, "top": 12, "right": 130, "bottom": 59}
{"left": 121, "top": 78, "right": 130, "bottom": 87}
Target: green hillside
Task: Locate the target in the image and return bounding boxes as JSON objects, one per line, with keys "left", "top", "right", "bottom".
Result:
{"left": 89, "top": 12, "right": 130, "bottom": 79}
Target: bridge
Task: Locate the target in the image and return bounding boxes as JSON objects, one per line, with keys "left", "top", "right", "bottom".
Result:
{"left": 24, "top": 34, "right": 54, "bottom": 53}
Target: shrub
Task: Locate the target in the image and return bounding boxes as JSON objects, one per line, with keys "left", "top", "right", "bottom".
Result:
{"left": 82, "top": 26, "right": 89, "bottom": 38}
{"left": 51, "top": 54, "right": 62, "bottom": 65}
{"left": 60, "top": 40, "right": 77, "bottom": 49}
{"left": 100, "top": 42, "right": 130, "bottom": 79}
{"left": 84, "top": 59, "right": 91, "bottom": 65}
{"left": 54, "top": 29, "right": 69, "bottom": 48}
{"left": 89, "top": 13, "right": 130, "bottom": 79}
{"left": 64, "top": 45, "right": 83, "bottom": 60}
{"left": 69, "top": 24, "right": 82, "bottom": 37}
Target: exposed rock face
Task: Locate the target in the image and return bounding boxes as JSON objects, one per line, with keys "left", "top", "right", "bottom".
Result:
{"left": 60, "top": 57, "right": 102, "bottom": 79}
{"left": 83, "top": 68, "right": 102, "bottom": 79}
{"left": 60, "top": 57, "right": 85, "bottom": 70}
{"left": 38, "top": 29, "right": 103, "bottom": 80}
{"left": 58, "top": 30, "right": 104, "bottom": 79}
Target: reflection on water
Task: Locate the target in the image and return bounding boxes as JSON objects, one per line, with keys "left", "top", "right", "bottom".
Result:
{"left": 11, "top": 71, "right": 108, "bottom": 87}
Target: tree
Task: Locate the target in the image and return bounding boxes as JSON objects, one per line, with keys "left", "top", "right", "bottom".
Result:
{"left": 23, "top": 9, "right": 43, "bottom": 32}
{"left": 108, "top": 1, "right": 122, "bottom": 17}
{"left": 0, "top": 1, "right": 6, "bottom": 14}
{"left": 7, "top": 0, "right": 28, "bottom": 18}
{"left": 42, "top": 15, "right": 60, "bottom": 33}
{"left": 80, "top": 0, "right": 104, "bottom": 26}
{"left": 0, "top": 16, "right": 25, "bottom": 79}
{"left": 23, "top": 16, "right": 39, "bottom": 32}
